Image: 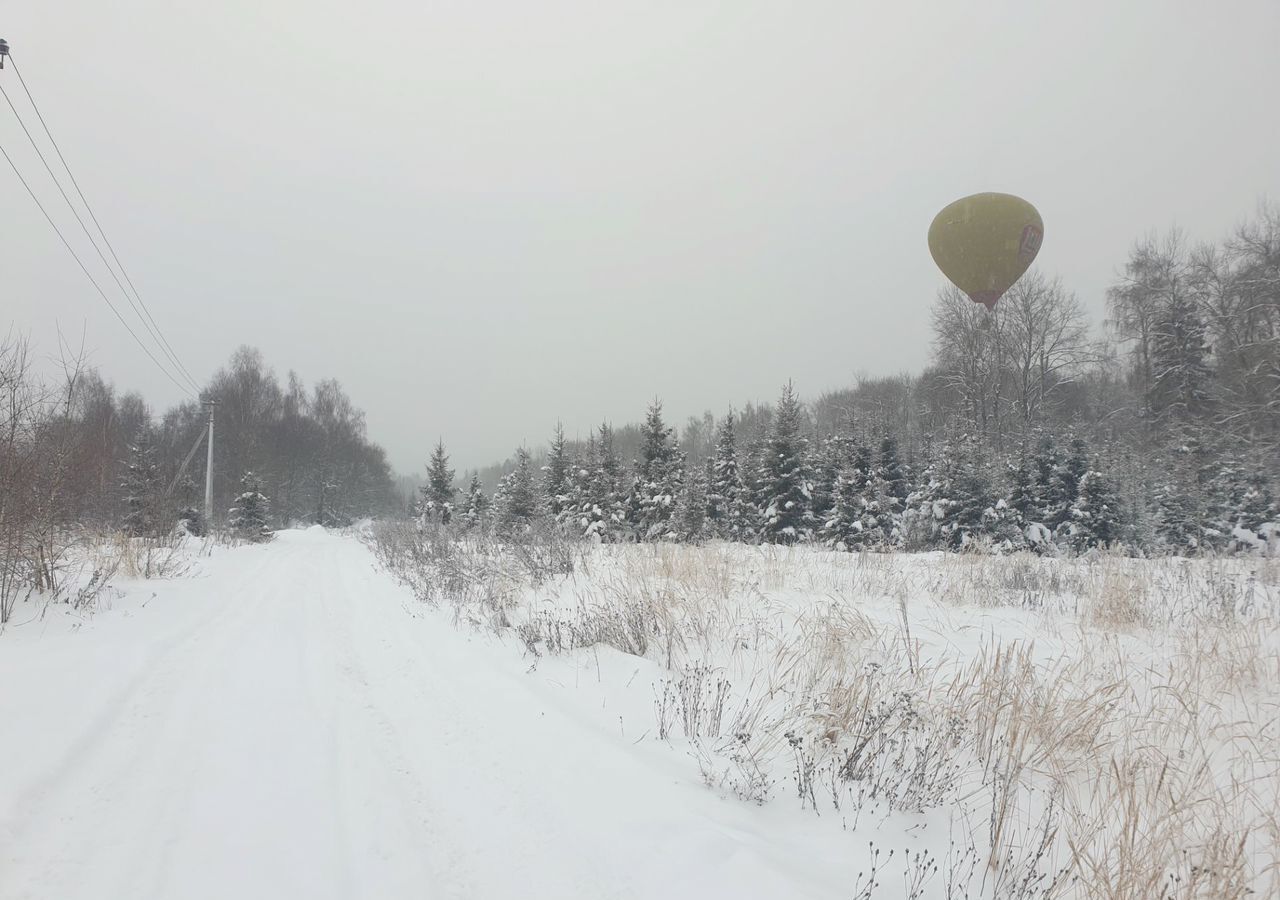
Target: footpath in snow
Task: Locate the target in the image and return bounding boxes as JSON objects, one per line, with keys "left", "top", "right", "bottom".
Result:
{"left": 0, "top": 529, "right": 856, "bottom": 900}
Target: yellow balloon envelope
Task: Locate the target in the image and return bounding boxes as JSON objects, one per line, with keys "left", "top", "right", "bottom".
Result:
{"left": 928, "top": 193, "right": 1043, "bottom": 309}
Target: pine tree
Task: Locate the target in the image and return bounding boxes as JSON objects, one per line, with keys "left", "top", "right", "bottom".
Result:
{"left": 542, "top": 423, "right": 572, "bottom": 517}
{"left": 759, "top": 383, "right": 815, "bottom": 544}
{"left": 903, "top": 456, "right": 951, "bottom": 550}
{"left": 1031, "top": 436, "right": 1065, "bottom": 528}
{"left": 941, "top": 440, "right": 995, "bottom": 550}
{"left": 705, "top": 412, "right": 751, "bottom": 541}
{"left": 420, "top": 439, "right": 457, "bottom": 524}
{"left": 997, "top": 460, "right": 1038, "bottom": 549}
{"left": 673, "top": 464, "right": 708, "bottom": 543}
{"left": 459, "top": 473, "right": 488, "bottom": 531}
{"left": 1006, "top": 460, "right": 1037, "bottom": 524}
{"left": 877, "top": 437, "right": 908, "bottom": 502}
{"left": 822, "top": 465, "right": 868, "bottom": 550}
{"left": 1237, "top": 472, "right": 1278, "bottom": 534}
{"left": 861, "top": 462, "right": 901, "bottom": 550}
{"left": 812, "top": 434, "right": 853, "bottom": 524}
{"left": 742, "top": 419, "right": 772, "bottom": 534}
{"left": 574, "top": 423, "right": 627, "bottom": 541}
{"left": 121, "top": 433, "right": 161, "bottom": 537}
{"left": 560, "top": 436, "right": 595, "bottom": 535}
{"left": 1068, "top": 470, "right": 1122, "bottom": 550}
{"left": 495, "top": 448, "right": 541, "bottom": 536}
{"left": 1051, "top": 438, "right": 1090, "bottom": 529}
{"left": 1202, "top": 463, "right": 1278, "bottom": 550}
{"left": 229, "top": 471, "right": 273, "bottom": 543}
{"left": 628, "top": 400, "right": 684, "bottom": 541}
{"left": 1153, "top": 479, "right": 1201, "bottom": 552}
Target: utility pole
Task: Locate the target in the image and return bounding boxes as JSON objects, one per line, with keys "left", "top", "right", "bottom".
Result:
{"left": 203, "top": 399, "right": 217, "bottom": 526}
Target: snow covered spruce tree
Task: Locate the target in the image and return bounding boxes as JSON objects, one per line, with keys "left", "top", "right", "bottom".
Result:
{"left": 1051, "top": 438, "right": 1090, "bottom": 531}
{"left": 758, "top": 383, "right": 815, "bottom": 544}
{"left": 940, "top": 438, "right": 996, "bottom": 550}
{"left": 121, "top": 432, "right": 162, "bottom": 537}
{"left": 1000, "top": 459, "right": 1043, "bottom": 549}
{"left": 1234, "top": 472, "right": 1278, "bottom": 544}
{"left": 822, "top": 443, "right": 870, "bottom": 550}
{"left": 672, "top": 463, "right": 708, "bottom": 543}
{"left": 903, "top": 450, "right": 951, "bottom": 550}
{"left": 567, "top": 424, "right": 628, "bottom": 541}
{"left": 705, "top": 411, "right": 751, "bottom": 541}
{"left": 861, "top": 440, "right": 906, "bottom": 548}
{"left": 876, "top": 437, "right": 908, "bottom": 503}
{"left": 420, "top": 440, "right": 456, "bottom": 524}
{"left": 1195, "top": 455, "right": 1279, "bottom": 551}
{"left": 1006, "top": 459, "right": 1037, "bottom": 526}
{"left": 459, "top": 473, "right": 488, "bottom": 531}
{"left": 542, "top": 423, "right": 572, "bottom": 519}
{"left": 627, "top": 401, "right": 684, "bottom": 541}
{"left": 1067, "top": 469, "right": 1122, "bottom": 550}
{"left": 1159, "top": 489, "right": 1206, "bottom": 552}
{"left": 1029, "top": 436, "right": 1065, "bottom": 530}
{"left": 811, "top": 434, "right": 851, "bottom": 525}
{"left": 494, "top": 447, "right": 541, "bottom": 536}
{"left": 229, "top": 471, "right": 273, "bottom": 543}
{"left": 559, "top": 434, "right": 594, "bottom": 535}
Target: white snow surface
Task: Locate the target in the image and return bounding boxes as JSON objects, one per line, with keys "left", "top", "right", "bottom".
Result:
{"left": 0, "top": 529, "right": 854, "bottom": 900}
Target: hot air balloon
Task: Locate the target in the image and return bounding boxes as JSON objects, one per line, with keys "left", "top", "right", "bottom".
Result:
{"left": 928, "top": 193, "right": 1043, "bottom": 309}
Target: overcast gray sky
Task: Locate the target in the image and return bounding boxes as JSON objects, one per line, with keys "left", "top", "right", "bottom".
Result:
{"left": 3, "top": 1, "right": 1278, "bottom": 473}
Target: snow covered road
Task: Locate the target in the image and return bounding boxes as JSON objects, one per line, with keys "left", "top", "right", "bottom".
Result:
{"left": 0, "top": 529, "right": 852, "bottom": 900}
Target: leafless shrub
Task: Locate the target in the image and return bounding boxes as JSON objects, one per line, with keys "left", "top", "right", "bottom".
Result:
{"left": 110, "top": 531, "right": 196, "bottom": 580}
{"left": 368, "top": 528, "right": 1280, "bottom": 896}
{"left": 502, "top": 520, "right": 579, "bottom": 586}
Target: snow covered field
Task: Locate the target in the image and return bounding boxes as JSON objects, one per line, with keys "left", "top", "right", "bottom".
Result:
{"left": 2, "top": 528, "right": 1277, "bottom": 898}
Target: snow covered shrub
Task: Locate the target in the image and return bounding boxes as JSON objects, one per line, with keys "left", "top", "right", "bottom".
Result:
{"left": 108, "top": 528, "right": 194, "bottom": 580}
{"left": 654, "top": 664, "right": 730, "bottom": 740}
{"left": 504, "top": 520, "right": 577, "bottom": 586}
{"left": 177, "top": 505, "right": 206, "bottom": 537}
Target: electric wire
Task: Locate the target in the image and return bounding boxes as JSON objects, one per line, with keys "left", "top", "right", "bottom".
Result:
{"left": 0, "top": 57, "right": 203, "bottom": 394}
{"left": 8, "top": 55, "right": 203, "bottom": 394}
{"left": 0, "top": 135, "right": 197, "bottom": 399}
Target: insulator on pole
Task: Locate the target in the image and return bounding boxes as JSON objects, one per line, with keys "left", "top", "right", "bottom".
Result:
{"left": 0, "top": 39, "right": 10, "bottom": 69}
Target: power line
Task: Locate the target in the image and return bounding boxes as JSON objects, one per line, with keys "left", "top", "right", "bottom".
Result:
{"left": 0, "top": 135, "right": 197, "bottom": 399}
{"left": 7, "top": 54, "right": 203, "bottom": 394}
{"left": 0, "top": 63, "right": 203, "bottom": 395}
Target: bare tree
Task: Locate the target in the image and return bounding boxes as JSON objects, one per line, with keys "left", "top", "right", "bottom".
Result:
{"left": 1190, "top": 203, "right": 1280, "bottom": 446}
{"left": 1106, "top": 229, "right": 1190, "bottom": 417}
{"left": 931, "top": 286, "right": 1007, "bottom": 443}
{"left": 999, "top": 270, "right": 1098, "bottom": 436}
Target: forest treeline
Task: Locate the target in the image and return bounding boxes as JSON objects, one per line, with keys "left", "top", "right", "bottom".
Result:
{"left": 448, "top": 203, "right": 1280, "bottom": 554}
{"left": 1, "top": 340, "right": 397, "bottom": 614}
